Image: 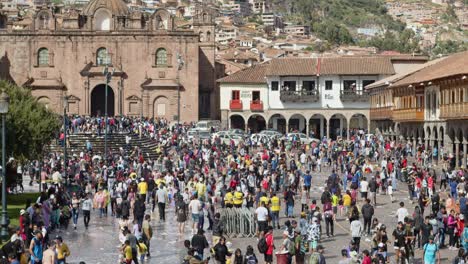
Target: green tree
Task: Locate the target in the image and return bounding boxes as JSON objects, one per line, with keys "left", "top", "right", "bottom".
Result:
{"left": 0, "top": 80, "right": 60, "bottom": 162}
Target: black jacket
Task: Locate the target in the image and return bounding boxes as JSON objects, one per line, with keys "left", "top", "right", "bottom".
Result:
{"left": 361, "top": 203, "right": 374, "bottom": 219}
{"left": 214, "top": 243, "right": 231, "bottom": 263}
{"left": 212, "top": 219, "right": 224, "bottom": 236}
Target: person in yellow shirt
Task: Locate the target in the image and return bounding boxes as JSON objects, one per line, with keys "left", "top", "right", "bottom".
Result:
{"left": 224, "top": 189, "right": 234, "bottom": 208}
{"left": 233, "top": 189, "right": 244, "bottom": 208}
{"left": 55, "top": 236, "right": 70, "bottom": 264}
{"left": 342, "top": 191, "right": 352, "bottom": 216}
{"left": 138, "top": 178, "right": 148, "bottom": 201}
{"left": 155, "top": 177, "right": 166, "bottom": 188}
{"left": 259, "top": 194, "right": 270, "bottom": 208}
{"left": 196, "top": 179, "right": 207, "bottom": 200}
{"left": 331, "top": 193, "right": 339, "bottom": 216}
{"left": 137, "top": 238, "right": 148, "bottom": 262}
{"left": 122, "top": 240, "right": 132, "bottom": 264}
{"left": 270, "top": 193, "right": 280, "bottom": 229}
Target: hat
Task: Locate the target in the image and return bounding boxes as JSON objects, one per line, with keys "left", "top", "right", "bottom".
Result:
{"left": 55, "top": 235, "right": 62, "bottom": 241}
{"left": 378, "top": 243, "right": 384, "bottom": 248}
{"left": 429, "top": 235, "right": 434, "bottom": 240}
{"left": 294, "top": 228, "right": 301, "bottom": 233}
{"left": 50, "top": 194, "right": 55, "bottom": 199}
{"left": 140, "top": 178, "right": 144, "bottom": 181}
{"left": 20, "top": 209, "right": 26, "bottom": 215}
{"left": 461, "top": 215, "right": 465, "bottom": 220}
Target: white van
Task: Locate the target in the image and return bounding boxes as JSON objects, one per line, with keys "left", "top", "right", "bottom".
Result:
{"left": 195, "top": 120, "right": 221, "bottom": 131}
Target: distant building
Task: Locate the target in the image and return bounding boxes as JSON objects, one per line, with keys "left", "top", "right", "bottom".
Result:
{"left": 284, "top": 25, "right": 309, "bottom": 36}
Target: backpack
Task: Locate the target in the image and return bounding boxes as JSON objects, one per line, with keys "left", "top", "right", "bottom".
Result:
{"left": 309, "top": 252, "right": 320, "bottom": 264}
{"left": 245, "top": 254, "right": 257, "bottom": 264}
{"left": 257, "top": 237, "right": 268, "bottom": 254}
{"left": 288, "top": 237, "right": 296, "bottom": 255}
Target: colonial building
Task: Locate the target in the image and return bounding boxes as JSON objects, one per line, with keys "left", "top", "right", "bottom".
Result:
{"left": 367, "top": 51, "right": 468, "bottom": 167}
{"left": 218, "top": 56, "right": 426, "bottom": 139}
{"left": 0, "top": 0, "right": 217, "bottom": 121}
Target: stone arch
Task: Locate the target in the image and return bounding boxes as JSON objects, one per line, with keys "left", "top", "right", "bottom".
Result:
{"left": 349, "top": 113, "right": 368, "bottom": 130}
{"left": 37, "top": 47, "right": 49, "bottom": 67}
{"left": 94, "top": 8, "right": 112, "bottom": 31}
{"left": 35, "top": 9, "right": 53, "bottom": 30}
{"left": 288, "top": 113, "right": 306, "bottom": 134}
{"left": 91, "top": 84, "right": 115, "bottom": 116}
{"left": 440, "top": 126, "right": 445, "bottom": 147}
{"left": 0, "top": 14, "right": 7, "bottom": 29}
{"left": 329, "top": 113, "right": 347, "bottom": 140}
{"left": 37, "top": 96, "right": 51, "bottom": 109}
{"left": 309, "top": 114, "right": 327, "bottom": 139}
{"left": 153, "top": 9, "right": 172, "bottom": 30}
{"left": 426, "top": 126, "right": 432, "bottom": 141}
{"left": 268, "top": 113, "right": 287, "bottom": 134}
{"left": 247, "top": 114, "right": 266, "bottom": 133}
{"left": 229, "top": 114, "right": 245, "bottom": 130}
{"left": 153, "top": 96, "right": 169, "bottom": 120}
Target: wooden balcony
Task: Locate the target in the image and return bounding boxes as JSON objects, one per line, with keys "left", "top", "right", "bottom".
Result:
{"left": 229, "top": 100, "right": 243, "bottom": 111}
{"left": 370, "top": 107, "right": 393, "bottom": 120}
{"left": 393, "top": 108, "right": 424, "bottom": 122}
{"left": 440, "top": 102, "right": 468, "bottom": 119}
{"left": 280, "top": 90, "right": 320, "bottom": 102}
{"left": 340, "top": 90, "right": 370, "bottom": 102}
{"left": 250, "top": 100, "right": 263, "bottom": 111}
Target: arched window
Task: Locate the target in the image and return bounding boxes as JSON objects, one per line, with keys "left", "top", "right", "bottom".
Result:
{"left": 96, "top": 48, "right": 111, "bottom": 66}
{"left": 156, "top": 48, "right": 167, "bottom": 67}
{"left": 38, "top": 48, "right": 49, "bottom": 66}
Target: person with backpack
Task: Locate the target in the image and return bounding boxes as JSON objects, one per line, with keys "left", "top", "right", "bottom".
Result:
{"left": 423, "top": 235, "right": 440, "bottom": 264}
{"left": 212, "top": 236, "right": 231, "bottom": 264}
{"left": 258, "top": 226, "right": 274, "bottom": 264}
{"left": 243, "top": 245, "right": 258, "bottom": 264}
{"left": 176, "top": 195, "right": 187, "bottom": 235}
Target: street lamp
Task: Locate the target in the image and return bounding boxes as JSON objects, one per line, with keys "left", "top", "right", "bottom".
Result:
{"left": 63, "top": 95, "right": 68, "bottom": 186}
{"left": 176, "top": 53, "right": 184, "bottom": 126}
{"left": 103, "top": 64, "right": 114, "bottom": 168}
{"left": 0, "top": 90, "right": 10, "bottom": 241}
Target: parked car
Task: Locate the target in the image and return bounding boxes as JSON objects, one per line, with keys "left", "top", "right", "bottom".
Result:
{"left": 259, "top": 129, "right": 282, "bottom": 138}
{"left": 211, "top": 130, "right": 230, "bottom": 140}
{"left": 195, "top": 120, "right": 221, "bottom": 131}
{"left": 219, "top": 134, "right": 243, "bottom": 145}
{"left": 228, "top": 129, "right": 249, "bottom": 138}
{"left": 250, "top": 133, "right": 271, "bottom": 144}
{"left": 283, "top": 133, "right": 319, "bottom": 144}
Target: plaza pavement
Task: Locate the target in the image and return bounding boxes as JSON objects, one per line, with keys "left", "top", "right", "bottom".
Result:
{"left": 21, "top": 165, "right": 458, "bottom": 264}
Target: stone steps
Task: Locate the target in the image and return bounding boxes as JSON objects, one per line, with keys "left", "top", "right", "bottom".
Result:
{"left": 48, "top": 133, "right": 161, "bottom": 160}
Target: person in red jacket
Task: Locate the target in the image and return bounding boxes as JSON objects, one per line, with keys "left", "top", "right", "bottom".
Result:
{"left": 362, "top": 249, "right": 371, "bottom": 264}
{"left": 264, "top": 226, "right": 274, "bottom": 264}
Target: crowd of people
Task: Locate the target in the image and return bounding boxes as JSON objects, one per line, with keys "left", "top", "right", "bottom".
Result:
{"left": 2, "top": 115, "right": 468, "bottom": 264}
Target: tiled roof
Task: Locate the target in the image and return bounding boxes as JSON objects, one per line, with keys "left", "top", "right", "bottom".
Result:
{"left": 267, "top": 58, "right": 318, "bottom": 76}
{"left": 217, "top": 63, "right": 269, "bottom": 84}
{"left": 320, "top": 57, "right": 395, "bottom": 75}
{"left": 392, "top": 51, "right": 468, "bottom": 87}
{"left": 366, "top": 57, "right": 446, "bottom": 89}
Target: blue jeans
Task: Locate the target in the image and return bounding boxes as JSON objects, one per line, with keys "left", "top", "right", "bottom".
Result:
{"left": 271, "top": 211, "right": 279, "bottom": 227}
{"left": 72, "top": 208, "right": 79, "bottom": 225}
{"left": 439, "top": 228, "right": 446, "bottom": 247}
{"left": 57, "top": 259, "right": 66, "bottom": 264}
{"left": 287, "top": 204, "right": 294, "bottom": 217}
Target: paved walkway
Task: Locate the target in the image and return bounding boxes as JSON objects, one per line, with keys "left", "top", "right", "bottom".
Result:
{"left": 22, "top": 167, "right": 458, "bottom": 263}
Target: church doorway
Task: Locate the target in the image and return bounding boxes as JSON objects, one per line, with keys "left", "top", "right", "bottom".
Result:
{"left": 91, "top": 84, "right": 115, "bottom": 116}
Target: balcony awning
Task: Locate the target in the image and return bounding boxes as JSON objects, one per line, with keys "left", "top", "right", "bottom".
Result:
{"left": 141, "top": 78, "right": 181, "bottom": 89}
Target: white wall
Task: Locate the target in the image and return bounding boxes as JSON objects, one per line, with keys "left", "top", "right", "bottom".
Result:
{"left": 267, "top": 75, "right": 378, "bottom": 109}
{"left": 220, "top": 83, "right": 268, "bottom": 111}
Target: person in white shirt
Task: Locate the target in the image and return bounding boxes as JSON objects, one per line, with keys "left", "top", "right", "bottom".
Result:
{"left": 395, "top": 202, "right": 409, "bottom": 223}
{"left": 360, "top": 177, "right": 369, "bottom": 202}
{"left": 255, "top": 202, "right": 269, "bottom": 235}
{"left": 188, "top": 195, "right": 201, "bottom": 234}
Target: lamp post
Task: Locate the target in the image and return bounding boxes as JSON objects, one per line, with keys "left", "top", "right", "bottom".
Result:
{"left": 103, "top": 64, "right": 113, "bottom": 167}
{"left": 63, "top": 95, "right": 68, "bottom": 186}
{"left": 176, "top": 53, "right": 184, "bottom": 126}
{"left": 0, "top": 91, "right": 10, "bottom": 241}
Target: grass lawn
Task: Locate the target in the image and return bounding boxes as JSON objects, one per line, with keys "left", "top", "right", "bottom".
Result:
{"left": 1, "top": 192, "right": 40, "bottom": 228}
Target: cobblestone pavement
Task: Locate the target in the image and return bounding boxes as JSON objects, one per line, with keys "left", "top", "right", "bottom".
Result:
{"left": 23, "top": 165, "right": 458, "bottom": 264}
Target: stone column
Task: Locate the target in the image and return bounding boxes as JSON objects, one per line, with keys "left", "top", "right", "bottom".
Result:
{"left": 346, "top": 119, "right": 350, "bottom": 140}
{"left": 306, "top": 120, "right": 309, "bottom": 137}
{"left": 245, "top": 122, "right": 248, "bottom": 132}
{"left": 455, "top": 140, "right": 460, "bottom": 168}
{"left": 326, "top": 118, "right": 330, "bottom": 139}
{"left": 413, "top": 137, "right": 417, "bottom": 155}
{"left": 463, "top": 141, "right": 467, "bottom": 168}
{"left": 228, "top": 114, "right": 231, "bottom": 130}
{"left": 424, "top": 137, "right": 429, "bottom": 151}
{"left": 285, "top": 120, "right": 289, "bottom": 134}
{"left": 438, "top": 139, "right": 442, "bottom": 162}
